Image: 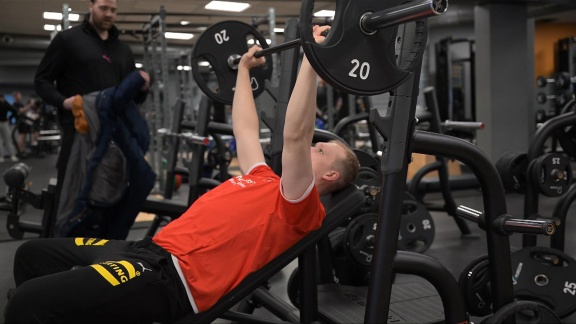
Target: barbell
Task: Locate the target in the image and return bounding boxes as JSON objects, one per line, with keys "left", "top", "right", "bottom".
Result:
{"left": 191, "top": 0, "right": 448, "bottom": 104}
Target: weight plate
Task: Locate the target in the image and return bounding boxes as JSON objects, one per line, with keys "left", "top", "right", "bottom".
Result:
{"left": 495, "top": 152, "right": 528, "bottom": 194}
{"left": 353, "top": 148, "right": 380, "bottom": 171}
{"left": 207, "top": 146, "right": 232, "bottom": 170}
{"left": 344, "top": 213, "right": 378, "bottom": 268}
{"left": 529, "top": 153, "right": 573, "bottom": 197}
{"left": 511, "top": 246, "right": 576, "bottom": 318}
{"left": 191, "top": 21, "right": 273, "bottom": 104}
{"left": 483, "top": 300, "right": 561, "bottom": 324}
{"left": 354, "top": 167, "right": 382, "bottom": 212}
{"left": 397, "top": 199, "right": 435, "bottom": 253}
{"left": 458, "top": 255, "right": 493, "bottom": 317}
{"left": 299, "top": 0, "right": 428, "bottom": 95}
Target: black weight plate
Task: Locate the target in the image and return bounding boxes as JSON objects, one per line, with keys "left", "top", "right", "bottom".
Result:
{"left": 354, "top": 167, "right": 382, "bottom": 188}
{"left": 495, "top": 152, "right": 528, "bottom": 194}
{"left": 191, "top": 21, "right": 273, "bottom": 104}
{"left": 207, "top": 146, "right": 232, "bottom": 170}
{"left": 458, "top": 255, "right": 493, "bottom": 317}
{"left": 483, "top": 300, "right": 561, "bottom": 324}
{"left": 344, "top": 213, "right": 378, "bottom": 268}
{"left": 354, "top": 167, "right": 381, "bottom": 212}
{"left": 397, "top": 200, "right": 435, "bottom": 253}
{"left": 299, "top": 0, "right": 428, "bottom": 96}
{"left": 511, "top": 247, "right": 576, "bottom": 318}
{"left": 353, "top": 148, "right": 380, "bottom": 171}
{"left": 529, "top": 153, "right": 573, "bottom": 197}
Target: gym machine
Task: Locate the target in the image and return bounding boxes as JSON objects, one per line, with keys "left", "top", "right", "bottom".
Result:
{"left": 434, "top": 37, "right": 476, "bottom": 128}
{"left": 2, "top": 163, "right": 58, "bottom": 239}
{"left": 174, "top": 0, "right": 564, "bottom": 321}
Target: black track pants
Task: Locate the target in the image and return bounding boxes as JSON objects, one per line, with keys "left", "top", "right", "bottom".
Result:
{"left": 4, "top": 237, "right": 192, "bottom": 323}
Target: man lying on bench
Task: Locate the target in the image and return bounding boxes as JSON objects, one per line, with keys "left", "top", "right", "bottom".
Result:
{"left": 4, "top": 25, "right": 360, "bottom": 324}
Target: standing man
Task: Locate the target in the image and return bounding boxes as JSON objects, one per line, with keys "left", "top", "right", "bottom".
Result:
{"left": 0, "top": 94, "right": 19, "bottom": 162}
{"left": 34, "top": 0, "right": 149, "bottom": 237}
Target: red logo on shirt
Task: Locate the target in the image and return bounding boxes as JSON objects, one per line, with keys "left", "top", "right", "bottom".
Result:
{"left": 102, "top": 55, "right": 112, "bottom": 63}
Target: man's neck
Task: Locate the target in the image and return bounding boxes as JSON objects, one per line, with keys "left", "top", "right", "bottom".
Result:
{"left": 94, "top": 26, "right": 109, "bottom": 40}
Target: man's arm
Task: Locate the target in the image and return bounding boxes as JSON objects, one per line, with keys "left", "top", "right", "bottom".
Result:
{"left": 34, "top": 34, "right": 70, "bottom": 110}
{"left": 232, "top": 46, "right": 267, "bottom": 174}
{"left": 281, "top": 25, "right": 330, "bottom": 200}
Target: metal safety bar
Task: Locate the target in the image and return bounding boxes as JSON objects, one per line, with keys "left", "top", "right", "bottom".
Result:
{"left": 441, "top": 120, "right": 484, "bottom": 130}
{"left": 156, "top": 128, "right": 210, "bottom": 146}
{"left": 456, "top": 205, "right": 556, "bottom": 236}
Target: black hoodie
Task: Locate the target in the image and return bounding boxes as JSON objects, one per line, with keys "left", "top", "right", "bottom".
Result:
{"left": 34, "top": 14, "right": 137, "bottom": 125}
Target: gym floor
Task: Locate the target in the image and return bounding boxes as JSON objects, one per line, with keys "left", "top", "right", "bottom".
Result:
{"left": 1, "top": 152, "right": 576, "bottom": 323}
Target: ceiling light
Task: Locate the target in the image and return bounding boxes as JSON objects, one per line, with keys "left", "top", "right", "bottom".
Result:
{"left": 44, "top": 24, "right": 63, "bottom": 31}
{"left": 165, "top": 32, "right": 194, "bottom": 40}
{"left": 135, "top": 63, "right": 143, "bottom": 68}
{"left": 205, "top": 1, "right": 251, "bottom": 12}
{"left": 273, "top": 28, "right": 284, "bottom": 33}
{"left": 314, "top": 10, "right": 335, "bottom": 18}
{"left": 43, "top": 11, "right": 80, "bottom": 21}
{"left": 180, "top": 21, "right": 190, "bottom": 25}
{"left": 247, "top": 39, "right": 272, "bottom": 45}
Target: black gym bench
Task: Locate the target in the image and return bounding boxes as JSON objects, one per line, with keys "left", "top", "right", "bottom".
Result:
{"left": 174, "top": 183, "right": 365, "bottom": 323}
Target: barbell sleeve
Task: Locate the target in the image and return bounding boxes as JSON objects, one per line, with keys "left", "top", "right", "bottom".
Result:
{"left": 360, "top": 0, "right": 448, "bottom": 33}
{"left": 456, "top": 205, "right": 556, "bottom": 236}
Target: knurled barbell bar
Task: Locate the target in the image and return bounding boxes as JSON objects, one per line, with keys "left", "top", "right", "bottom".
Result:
{"left": 192, "top": 0, "right": 448, "bottom": 104}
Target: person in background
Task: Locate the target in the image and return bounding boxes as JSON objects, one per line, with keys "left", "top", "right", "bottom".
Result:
{"left": 0, "top": 94, "right": 19, "bottom": 162}
{"left": 15, "top": 98, "right": 40, "bottom": 157}
{"left": 34, "top": 0, "right": 148, "bottom": 237}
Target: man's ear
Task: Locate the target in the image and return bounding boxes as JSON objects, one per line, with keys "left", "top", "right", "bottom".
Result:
{"left": 322, "top": 170, "right": 340, "bottom": 181}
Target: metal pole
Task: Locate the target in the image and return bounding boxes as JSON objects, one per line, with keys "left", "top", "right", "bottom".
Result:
{"left": 268, "top": 7, "right": 278, "bottom": 85}
{"left": 62, "top": 4, "right": 70, "bottom": 30}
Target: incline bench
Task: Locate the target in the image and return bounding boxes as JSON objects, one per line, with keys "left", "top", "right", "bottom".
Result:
{"left": 174, "top": 184, "right": 365, "bottom": 323}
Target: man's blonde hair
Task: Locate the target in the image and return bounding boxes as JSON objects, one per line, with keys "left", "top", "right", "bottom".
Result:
{"left": 329, "top": 140, "right": 360, "bottom": 192}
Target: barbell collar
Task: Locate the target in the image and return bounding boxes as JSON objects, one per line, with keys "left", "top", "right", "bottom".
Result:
{"left": 360, "top": 0, "right": 448, "bottom": 34}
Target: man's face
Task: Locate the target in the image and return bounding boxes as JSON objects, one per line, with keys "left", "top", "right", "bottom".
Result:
{"left": 310, "top": 142, "right": 345, "bottom": 177}
{"left": 89, "top": 0, "right": 118, "bottom": 32}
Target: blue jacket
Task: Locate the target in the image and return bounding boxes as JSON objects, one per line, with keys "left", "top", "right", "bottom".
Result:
{"left": 57, "top": 71, "right": 156, "bottom": 239}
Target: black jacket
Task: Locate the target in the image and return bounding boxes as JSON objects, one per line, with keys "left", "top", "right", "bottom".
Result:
{"left": 34, "top": 14, "right": 137, "bottom": 125}
{"left": 57, "top": 71, "right": 156, "bottom": 239}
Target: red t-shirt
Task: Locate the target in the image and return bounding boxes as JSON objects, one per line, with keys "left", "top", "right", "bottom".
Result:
{"left": 153, "top": 164, "right": 325, "bottom": 312}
